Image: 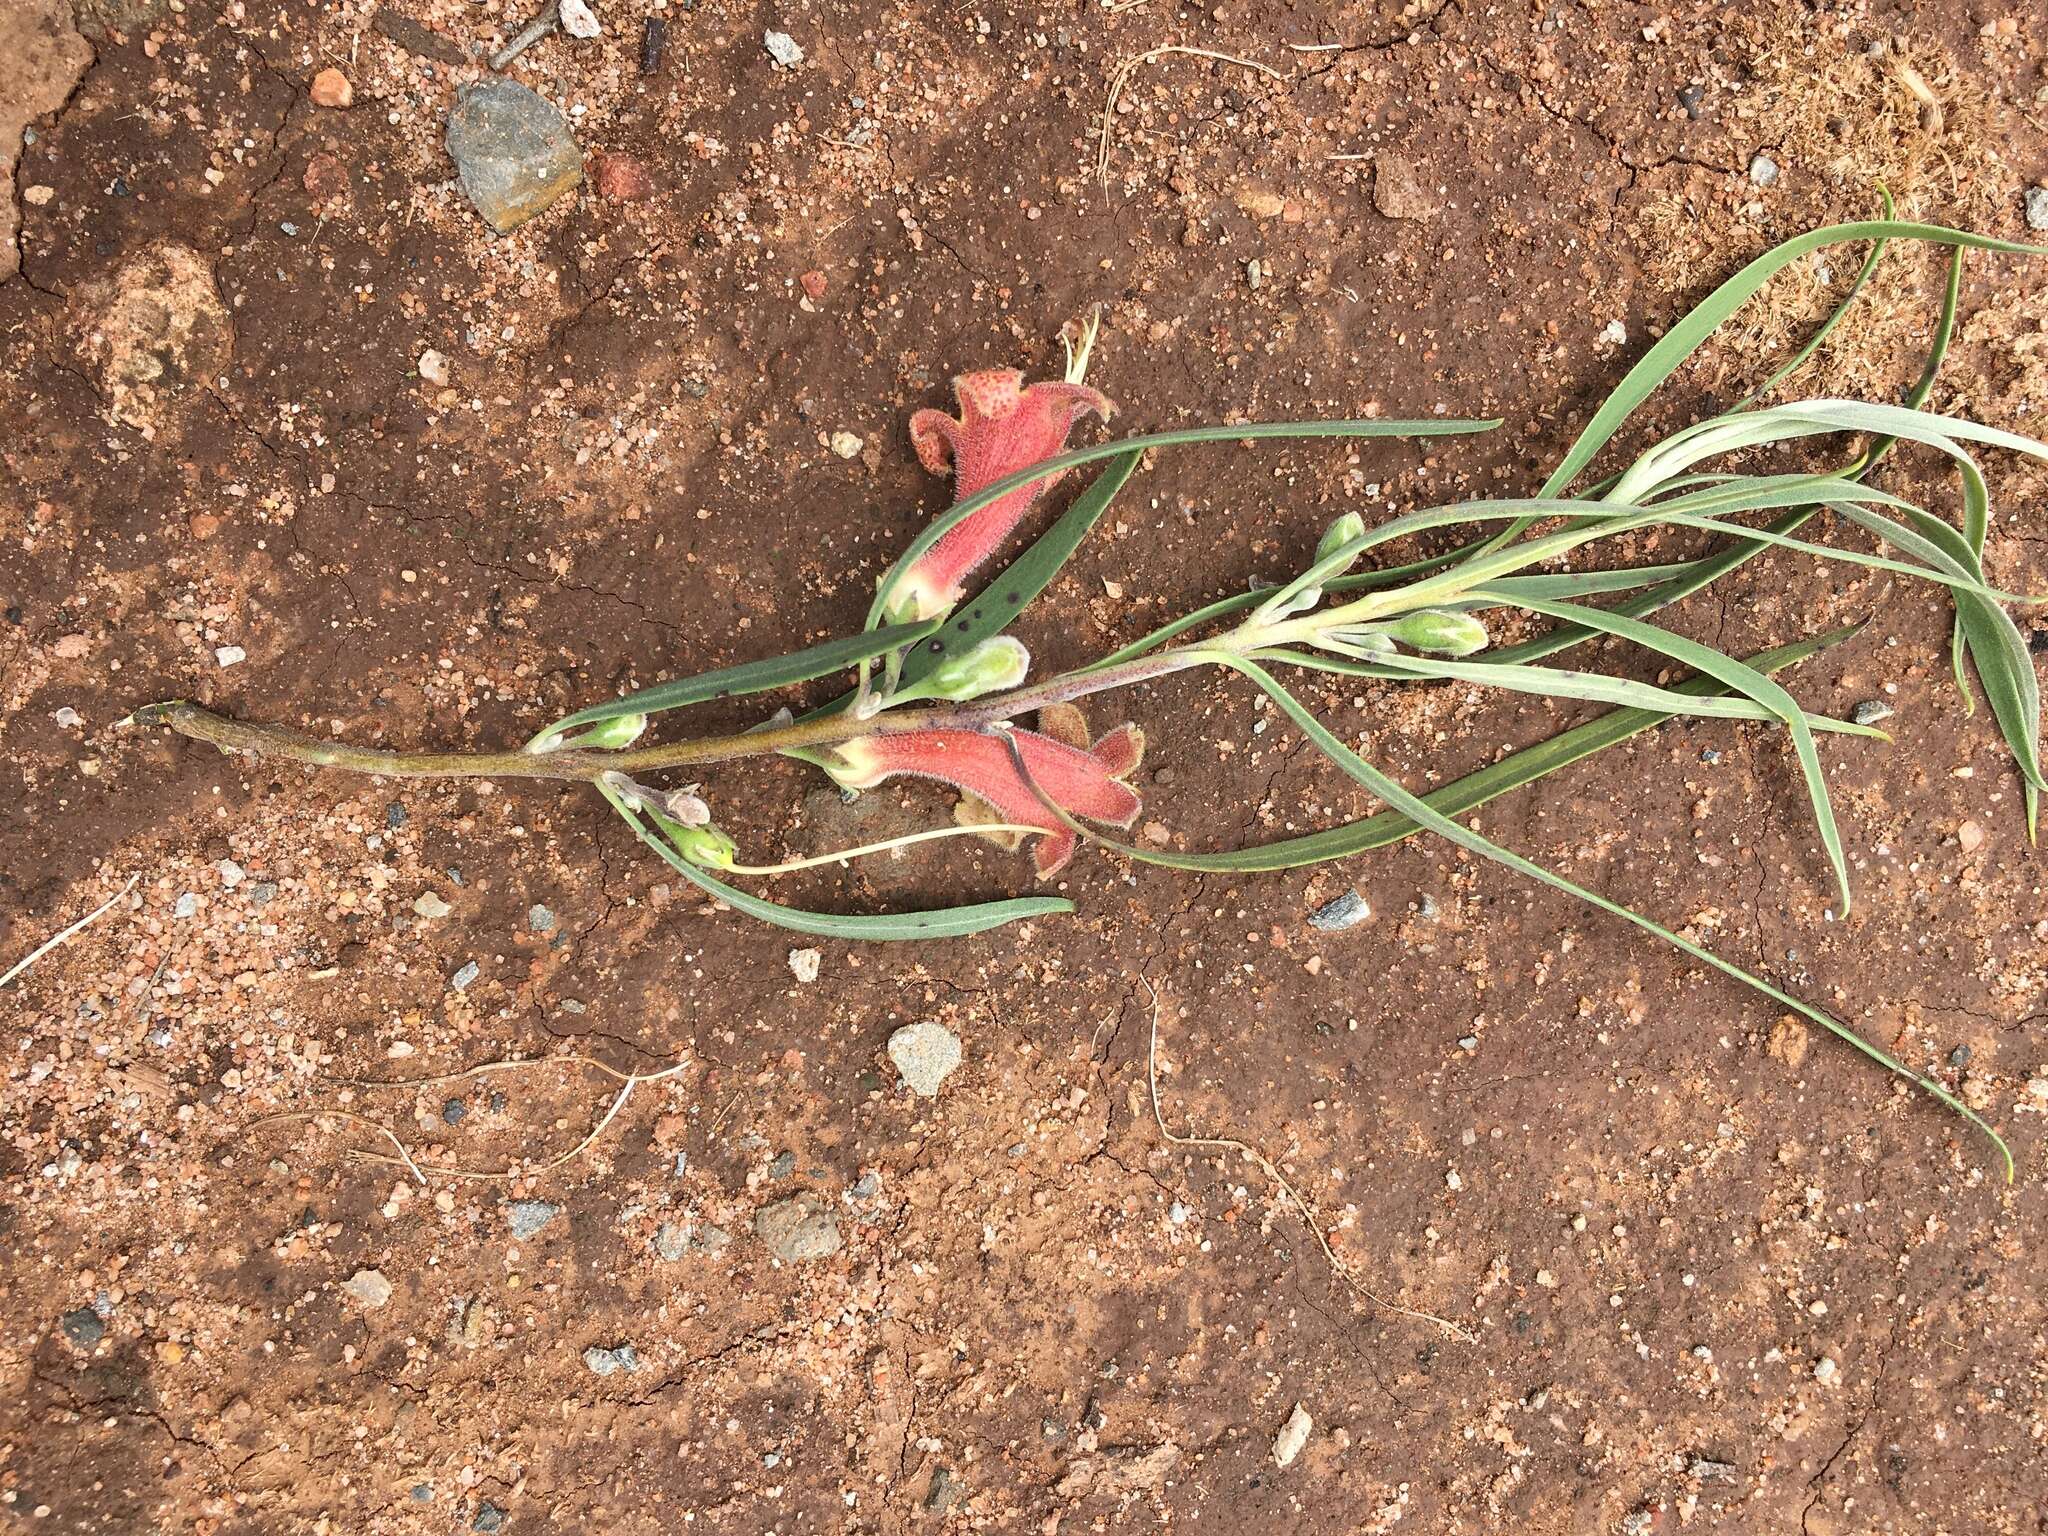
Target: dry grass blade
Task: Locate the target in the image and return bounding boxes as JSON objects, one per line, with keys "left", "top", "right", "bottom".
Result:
{"left": 1143, "top": 980, "right": 1474, "bottom": 1343}
{"left": 250, "top": 1054, "right": 691, "bottom": 1183}
{"left": 0, "top": 875, "right": 138, "bottom": 990}
{"left": 1096, "top": 46, "right": 1289, "bottom": 187}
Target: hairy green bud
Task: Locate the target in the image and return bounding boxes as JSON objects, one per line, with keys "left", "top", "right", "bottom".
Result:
{"left": 1387, "top": 609, "right": 1489, "bottom": 657}
{"left": 1315, "top": 511, "right": 1367, "bottom": 569}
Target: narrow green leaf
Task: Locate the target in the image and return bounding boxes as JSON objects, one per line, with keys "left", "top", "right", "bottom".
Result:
{"left": 1056, "top": 627, "right": 1860, "bottom": 871}
{"left": 1333, "top": 651, "right": 1890, "bottom": 736}
{"left": 1735, "top": 185, "right": 1895, "bottom": 408}
{"left": 1542, "top": 219, "right": 2048, "bottom": 500}
{"left": 896, "top": 451, "right": 1141, "bottom": 690}
{"left": 868, "top": 417, "right": 1500, "bottom": 630}
{"left": 1217, "top": 654, "right": 2013, "bottom": 1180}
{"left": 597, "top": 781, "right": 1070, "bottom": 939}
{"left": 536, "top": 620, "right": 939, "bottom": 742}
{"left": 1477, "top": 590, "right": 1851, "bottom": 915}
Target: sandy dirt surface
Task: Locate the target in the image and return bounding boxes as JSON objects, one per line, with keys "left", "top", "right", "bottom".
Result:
{"left": 5, "top": 0, "right": 2048, "bottom": 1531}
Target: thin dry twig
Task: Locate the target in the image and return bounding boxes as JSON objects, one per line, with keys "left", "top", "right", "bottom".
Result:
{"left": 1142, "top": 979, "right": 1474, "bottom": 1342}
{"left": 249, "top": 1108, "right": 431, "bottom": 1184}
{"left": 489, "top": 0, "right": 559, "bottom": 69}
{"left": 1096, "top": 46, "right": 1289, "bottom": 187}
{"left": 249, "top": 1053, "right": 690, "bottom": 1183}
{"left": 1, "top": 875, "right": 138, "bottom": 991}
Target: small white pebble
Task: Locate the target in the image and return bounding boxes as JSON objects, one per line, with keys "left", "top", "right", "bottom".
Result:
{"left": 417, "top": 348, "right": 450, "bottom": 386}
{"left": 1271, "top": 1402, "right": 1313, "bottom": 1468}
{"left": 787, "top": 947, "right": 821, "bottom": 983}
{"left": 1814, "top": 1356, "right": 1839, "bottom": 1386}
{"left": 215, "top": 645, "right": 247, "bottom": 667}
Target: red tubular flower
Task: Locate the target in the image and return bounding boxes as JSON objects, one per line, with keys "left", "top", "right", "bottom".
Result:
{"left": 897, "top": 369, "right": 1113, "bottom": 620}
{"left": 829, "top": 719, "right": 1145, "bottom": 877}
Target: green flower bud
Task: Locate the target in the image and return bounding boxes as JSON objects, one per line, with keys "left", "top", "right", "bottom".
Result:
{"left": 1329, "top": 627, "right": 1396, "bottom": 655}
{"left": 895, "top": 636, "right": 1030, "bottom": 705}
{"left": 569, "top": 712, "right": 648, "bottom": 750}
{"left": 1315, "top": 511, "right": 1367, "bottom": 569}
{"left": 1387, "top": 609, "right": 1489, "bottom": 657}
{"left": 659, "top": 818, "right": 736, "bottom": 870}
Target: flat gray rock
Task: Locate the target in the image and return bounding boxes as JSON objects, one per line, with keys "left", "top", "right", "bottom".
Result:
{"left": 505, "top": 1198, "right": 560, "bottom": 1239}
{"left": 755, "top": 1198, "right": 841, "bottom": 1262}
{"left": 446, "top": 79, "right": 581, "bottom": 233}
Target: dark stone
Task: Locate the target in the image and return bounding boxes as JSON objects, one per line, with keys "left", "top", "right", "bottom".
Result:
{"left": 445, "top": 80, "right": 581, "bottom": 234}
{"left": 639, "top": 15, "right": 667, "bottom": 72}
{"left": 60, "top": 1306, "right": 104, "bottom": 1347}
{"left": 442, "top": 1098, "right": 467, "bottom": 1125}
{"left": 373, "top": 6, "right": 470, "bottom": 65}
{"left": 473, "top": 1500, "right": 507, "bottom": 1531}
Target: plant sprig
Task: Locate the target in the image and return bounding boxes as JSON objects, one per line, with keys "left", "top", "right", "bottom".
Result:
{"left": 139, "top": 214, "right": 2048, "bottom": 1177}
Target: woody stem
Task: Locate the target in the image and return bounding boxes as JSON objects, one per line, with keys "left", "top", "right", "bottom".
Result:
{"left": 130, "top": 649, "right": 1205, "bottom": 786}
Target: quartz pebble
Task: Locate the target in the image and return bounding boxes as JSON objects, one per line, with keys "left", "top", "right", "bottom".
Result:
{"left": 787, "top": 947, "right": 821, "bottom": 983}
{"left": 583, "top": 1343, "right": 639, "bottom": 1375}
{"left": 763, "top": 30, "right": 804, "bottom": 66}
{"left": 1272, "top": 1402, "right": 1313, "bottom": 1468}
{"left": 888, "top": 1022, "right": 962, "bottom": 1097}
{"left": 342, "top": 1268, "right": 393, "bottom": 1309}
{"left": 558, "top": 0, "right": 601, "bottom": 38}
{"left": 1748, "top": 152, "right": 1779, "bottom": 186}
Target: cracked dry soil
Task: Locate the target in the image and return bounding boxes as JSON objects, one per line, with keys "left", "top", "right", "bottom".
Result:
{"left": 5, "top": 0, "right": 2048, "bottom": 1532}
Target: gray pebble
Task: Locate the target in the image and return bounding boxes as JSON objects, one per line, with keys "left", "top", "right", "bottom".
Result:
{"left": 445, "top": 79, "right": 582, "bottom": 234}
{"left": 451, "top": 960, "right": 480, "bottom": 991}
{"left": 768, "top": 1151, "right": 796, "bottom": 1179}
{"left": 924, "top": 1467, "right": 958, "bottom": 1513}
{"left": 2027, "top": 186, "right": 2048, "bottom": 233}
{"left": 1308, "top": 890, "right": 1370, "bottom": 931}
{"left": 173, "top": 892, "right": 198, "bottom": 919}
{"left": 218, "top": 859, "right": 245, "bottom": 888}
{"left": 652, "top": 1218, "right": 728, "bottom": 1261}
{"left": 386, "top": 802, "right": 408, "bottom": 829}
{"left": 442, "top": 1099, "right": 468, "bottom": 1126}
{"left": 527, "top": 904, "right": 556, "bottom": 932}
{"left": 1747, "top": 152, "right": 1779, "bottom": 187}
{"left": 1688, "top": 1456, "right": 1738, "bottom": 1483}
{"left": 1949, "top": 1044, "right": 1972, "bottom": 1068}
{"left": 410, "top": 1483, "right": 433, "bottom": 1502}
{"left": 60, "top": 1306, "right": 105, "bottom": 1347}
{"left": 887, "top": 1021, "right": 962, "bottom": 1098}
{"left": 505, "top": 1199, "right": 560, "bottom": 1239}
{"left": 763, "top": 29, "right": 804, "bottom": 66}
{"left": 582, "top": 1342, "right": 639, "bottom": 1376}
{"left": 472, "top": 1501, "right": 504, "bottom": 1531}
{"left": 1851, "top": 699, "right": 1894, "bottom": 726}
{"left": 849, "top": 1171, "right": 880, "bottom": 1200}
{"left": 250, "top": 881, "right": 277, "bottom": 906}
{"left": 755, "top": 1198, "right": 842, "bottom": 1262}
